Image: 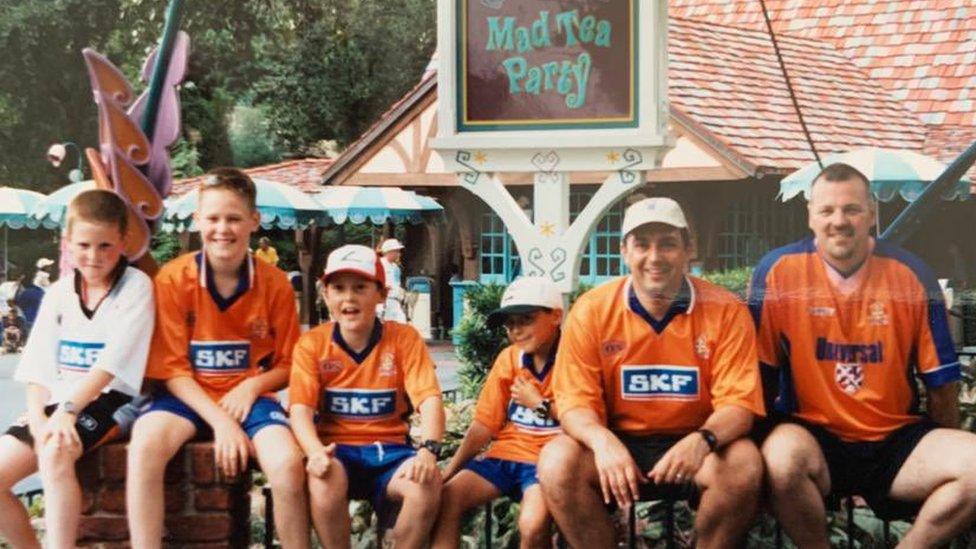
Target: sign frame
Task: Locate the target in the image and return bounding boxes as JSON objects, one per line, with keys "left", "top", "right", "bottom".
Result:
{"left": 433, "top": 0, "right": 671, "bottom": 172}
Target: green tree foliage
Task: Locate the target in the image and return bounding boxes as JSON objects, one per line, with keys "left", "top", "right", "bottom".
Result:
{"left": 255, "top": 0, "right": 436, "bottom": 151}
{"left": 2, "top": 1, "right": 436, "bottom": 192}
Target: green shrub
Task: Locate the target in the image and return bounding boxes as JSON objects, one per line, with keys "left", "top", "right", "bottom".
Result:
{"left": 700, "top": 266, "right": 754, "bottom": 299}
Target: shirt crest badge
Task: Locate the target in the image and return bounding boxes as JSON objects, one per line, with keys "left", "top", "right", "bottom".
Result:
{"left": 695, "top": 335, "right": 711, "bottom": 360}
{"left": 834, "top": 362, "right": 864, "bottom": 395}
{"left": 378, "top": 352, "right": 396, "bottom": 377}
{"left": 249, "top": 318, "right": 270, "bottom": 339}
{"left": 868, "top": 301, "right": 889, "bottom": 326}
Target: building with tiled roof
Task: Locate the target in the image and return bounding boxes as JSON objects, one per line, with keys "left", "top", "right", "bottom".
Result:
{"left": 170, "top": 157, "right": 334, "bottom": 196}
{"left": 314, "top": 3, "right": 974, "bottom": 333}
{"left": 669, "top": 0, "right": 976, "bottom": 169}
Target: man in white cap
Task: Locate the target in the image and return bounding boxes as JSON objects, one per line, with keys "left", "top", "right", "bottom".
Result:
{"left": 378, "top": 238, "right": 407, "bottom": 322}
{"left": 538, "top": 197, "right": 765, "bottom": 548}
{"left": 33, "top": 258, "right": 54, "bottom": 289}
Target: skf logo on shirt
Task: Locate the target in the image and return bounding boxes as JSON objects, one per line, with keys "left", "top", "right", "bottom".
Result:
{"left": 324, "top": 389, "right": 396, "bottom": 419}
{"left": 507, "top": 401, "right": 560, "bottom": 434}
{"left": 190, "top": 341, "right": 250, "bottom": 376}
{"left": 58, "top": 340, "right": 105, "bottom": 373}
{"left": 620, "top": 365, "right": 700, "bottom": 400}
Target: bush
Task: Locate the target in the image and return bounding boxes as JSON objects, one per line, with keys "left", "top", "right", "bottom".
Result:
{"left": 700, "top": 266, "right": 754, "bottom": 299}
{"left": 452, "top": 283, "right": 507, "bottom": 399}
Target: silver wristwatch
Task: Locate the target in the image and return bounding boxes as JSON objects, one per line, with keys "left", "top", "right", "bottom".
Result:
{"left": 58, "top": 401, "right": 78, "bottom": 416}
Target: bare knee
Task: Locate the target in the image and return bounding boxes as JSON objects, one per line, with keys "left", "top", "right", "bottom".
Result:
{"left": 400, "top": 476, "right": 442, "bottom": 509}
{"left": 761, "top": 425, "right": 819, "bottom": 487}
{"left": 264, "top": 452, "right": 306, "bottom": 495}
{"left": 38, "top": 441, "right": 79, "bottom": 480}
{"left": 517, "top": 510, "right": 549, "bottom": 541}
{"left": 308, "top": 469, "right": 348, "bottom": 510}
{"left": 720, "top": 440, "right": 764, "bottom": 495}
{"left": 537, "top": 436, "right": 585, "bottom": 489}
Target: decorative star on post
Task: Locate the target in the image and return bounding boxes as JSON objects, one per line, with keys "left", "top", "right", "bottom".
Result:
{"left": 473, "top": 151, "right": 488, "bottom": 165}
{"left": 606, "top": 151, "right": 621, "bottom": 164}
{"left": 539, "top": 221, "right": 556, "bottom": 237}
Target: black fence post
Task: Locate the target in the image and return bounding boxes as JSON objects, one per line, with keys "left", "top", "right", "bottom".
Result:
{"left": 665, "top": 500, "right": 676, "bottom": 549}
{"left": 263, "top": 487, "right": 274, "bottom": 549}
{"left": 484, "top": 501, "right": 493, "bottom": 549}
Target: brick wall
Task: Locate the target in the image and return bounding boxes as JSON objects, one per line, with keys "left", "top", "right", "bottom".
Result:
{"left": 75, "top": 441, "right": 252, "bottom": 548}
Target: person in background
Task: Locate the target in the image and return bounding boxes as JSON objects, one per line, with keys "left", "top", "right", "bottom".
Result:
{"left": 378, "top": 238, "right": 407, "bottom": 323}
{"left": 255, "top": 236, "right": 280, "bottom": 266}
{"left": 33, "top": 258, "right": 54, "bottom": 289}
{"left": 2, "top": 309, "right": 24, "bottom": 353}
{"left": 16, "top": 282, "right": 44, "bottom": 337}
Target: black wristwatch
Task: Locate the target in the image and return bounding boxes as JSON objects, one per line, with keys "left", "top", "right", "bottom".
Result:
{"left": 533, "top": 399, "right": 552, "bottom": 420}
{"left": 697, "top": 429, "right": 718, "bottom": 452}
{"left": 419, "top": 439, "right": 443, "bottom": 460}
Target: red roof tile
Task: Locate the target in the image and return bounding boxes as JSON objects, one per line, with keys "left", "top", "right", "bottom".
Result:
{"left": 668, "top": 0, "right": 976, "bottom": 126}
{"left": 170, "top": 158, "right": 335, "bottom": 196}
{"left": 668, "top": 17, "right": 927, "bottom": 170}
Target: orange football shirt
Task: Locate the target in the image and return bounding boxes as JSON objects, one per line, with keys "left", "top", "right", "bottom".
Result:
{"left": 750, "top": 237, "right": 960, "bottom": 441}
{"left": 553, "top": 276, "right": 764, "bottom": 436}
{"left": 289, "top": 320, "right": 441, "bottom": 445}
{"left": 145, "top": 252, "right": 300, "bottom": 400}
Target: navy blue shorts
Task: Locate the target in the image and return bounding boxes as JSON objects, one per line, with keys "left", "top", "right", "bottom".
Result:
{"left": 142, "top": 393, "right": 290, "bottom": 439}
{"left": 797, "top": 418, "right": 937, "bottom": 520}
{"left": 465, "top": 456, "right": 539, "bottom": 501}
{"left": 334, "top": 442, "right": 416, "bottom": 507}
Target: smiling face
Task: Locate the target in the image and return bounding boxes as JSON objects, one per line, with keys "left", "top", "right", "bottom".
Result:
{"left": 621, "top": 223, "right": 691, "bottom": 300}
{"left": 503, "top": 308, "right": 562, "bottom": 356}
{"left": 67, "top": 220, "right": 126, "bottom": 287}
{"left": 195, "top": 188, "right": 260, "bottom": 267}
{"left": 808, "top": 175, "right": 875, "bottom": 270}
{"left": 324, "top": 272, "right": 385, "bottom": 334}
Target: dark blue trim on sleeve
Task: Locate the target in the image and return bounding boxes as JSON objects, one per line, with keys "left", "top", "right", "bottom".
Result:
{"left": 920, "top": 362, "right": 962, "bottom": 388}
{"left": 873, "top": 239, "right": 959, "bottom": 369}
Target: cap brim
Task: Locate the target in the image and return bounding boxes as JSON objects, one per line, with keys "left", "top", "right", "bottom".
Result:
{"left": 486, "top": 304, "right": 546, "bottom": 329}
{"left": 322, "top": 268, "right": 383, "bottom": 286}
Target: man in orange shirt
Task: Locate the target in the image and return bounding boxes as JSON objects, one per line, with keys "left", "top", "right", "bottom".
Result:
{"left": 538, "top": 197, "right": 765, "bottom": 548}
{"left": 752, "top": 163, "right": 976, "bottom": 548}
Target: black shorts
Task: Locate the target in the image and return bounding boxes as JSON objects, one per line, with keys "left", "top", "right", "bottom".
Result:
{"left": 4, "top": 391, "right": 132, "bottom": 452}
{"left": 620, "top": 434, "right": 699, "bottom": 505}
{"left": 796, "top": 419, "right": 936, "bottom": 521}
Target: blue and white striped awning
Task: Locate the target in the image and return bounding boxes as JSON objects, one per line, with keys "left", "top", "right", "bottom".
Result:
{"left": 779, "top": 148, "right": 972, "bottom": 202}
{"left": 312, "top": 186, "right": 444, "bottom": 225}
{"left": 29, "top": 180, "right": 96, "bottom": 228}
{"left": 162, "top": 177, "right": 328, "bottom": 232}
{"left": 0, "top": 186, "right": 50, "bottom": 229}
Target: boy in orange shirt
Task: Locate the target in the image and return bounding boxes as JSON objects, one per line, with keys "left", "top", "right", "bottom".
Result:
{"left": 126, "top": 168, "right": 309, "bottom": 549}
{"left": 289, "top": 244, "right": 444, "bottom": 549}
{"left": 431, "top": 277, "right": 563, "bottom": 549}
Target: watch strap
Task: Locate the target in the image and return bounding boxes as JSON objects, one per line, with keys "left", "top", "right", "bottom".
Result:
{"left": 697, "top": 429, "right": 718, "bottom": 452}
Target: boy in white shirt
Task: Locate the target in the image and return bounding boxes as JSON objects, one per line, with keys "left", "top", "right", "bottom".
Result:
{"left": 0, "top": 189, "right": 154, "bottom": 549}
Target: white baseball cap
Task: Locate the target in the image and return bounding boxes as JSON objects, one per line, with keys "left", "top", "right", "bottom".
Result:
{"left": 486, "top": 277, "right": 563, "bottom": 329}
{"left": 36, "top": 258, "right": 54, "bottom": 269}
{"left": 322, "top": 244, "right": 386, "bottom": 287}
{"left": 380, "top": 238, "right": 405, "bottom": 253}
{"left": 620, "top": 197, "right": 688, "bottom": 237}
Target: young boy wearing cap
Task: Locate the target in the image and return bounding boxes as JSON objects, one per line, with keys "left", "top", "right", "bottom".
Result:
{"left": 0, "top": 189, "right": 154, "bottom": 548}
{"left": 431, "top": 277, "right": 563, "bottom": 549}
{"left": 126, "top": 168, "right": 310, "bottom": 549}
{"left": 538, "top": 197, "right": 765, "bottom": 548}
{"left": 289, "top": 244, "right": 444, "bottom": 549}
